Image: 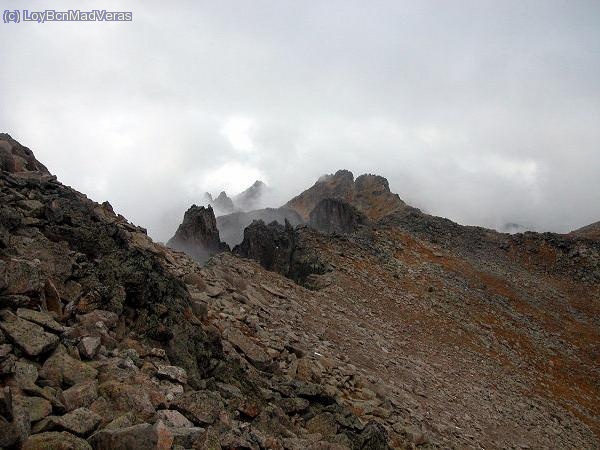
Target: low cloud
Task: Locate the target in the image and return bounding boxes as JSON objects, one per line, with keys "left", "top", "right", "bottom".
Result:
{"left": 1, "top": 0, "right": 599, "bottom": 240}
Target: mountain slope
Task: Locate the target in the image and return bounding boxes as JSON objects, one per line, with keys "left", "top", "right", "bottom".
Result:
{"left": 231, "top": 208, "right": 600, "bottom": 448}
{"left": 570, "top": 220, "right": 600, "bottom": 240}
{"left": 0, "top": 134, "right": 390, "bottom": 449}
{"left": 2, "top": 134, "right": 598, "bottom": 449}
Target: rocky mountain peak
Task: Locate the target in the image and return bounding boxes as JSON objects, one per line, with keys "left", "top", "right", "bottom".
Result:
{"left": 286, "top": 169, "right": 405, "bottom": 221}
{"left": 250, "top": 180, "right": 266, "bottom": 189}
{"left": 203, "top": 180, "right": 269, "bottom": 216}
{"left": 233, "top": 180, "right": 268, "bottom": 211}
{"left": 354, "top": 173, "right": 390, "bottom": 192}
{"left": 166, "top": 205, "right": 228, "bottom": 263}
{"left": 203, "top": 191, "right": 235, "bottom": 215}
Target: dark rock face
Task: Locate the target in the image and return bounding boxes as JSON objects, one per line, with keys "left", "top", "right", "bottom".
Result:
{"left": 234, "top": 220, "right": 327, "bottom": 286}
{"left": 234, "top": 220, "right": 296, "bottom": 276}
{"left": 167, "top": 205, "right": 229, "bottom": 263}
{"left": 309, "top": 198, "right": 366, "bottom": 234}
{"left": 217, "top": 207, "right": 303, "bottom": 247}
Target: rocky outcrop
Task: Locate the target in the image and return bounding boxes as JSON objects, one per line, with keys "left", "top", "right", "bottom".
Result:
{"left": 309, "top": 198, "right": 367, "bottom": 234}
{"left": 234, "top": 220, "right": 328, "bottom": 286}
{"left": 167, "top": 205, "right": 229, "bottom": 263}
{"left": 217, "top": 207, "right": 304, "bottom": 246}
{"left": 0, "top": 133, "right": 49, "bottom": 175}
{"left": 286, "top": 170, "right": 405, "bottom": 221}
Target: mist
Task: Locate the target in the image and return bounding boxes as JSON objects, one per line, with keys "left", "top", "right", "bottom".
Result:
{"left": 1, "top": 0, "right": 599, "bottom": 241}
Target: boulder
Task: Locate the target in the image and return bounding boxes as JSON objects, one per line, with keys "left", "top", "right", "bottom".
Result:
{"left": 0, "top": 343, "right": 11, "bottom": 357}
{"left": 306, "top": 412, "right": 339, "bottom": 437}
{"left": 22, "top": 396, "right": 52, "bottom": 422}
{"left": 78, "top": 337, "right": 101, "bottom": 360}
{"left": 170, "top": 426, "right": 206, "bottom": 448}
{"left": 223, "top": 327, "right": 271, "bottom": 370}
{"left": 0, "top": 134, "right": 49, "bottom": 174}
{"left": 3, "top": 258, "right": 42, "bottom": 296}
{"left": 10, "top": 394, "right": 31, "bottom": 444}
{"left": 170, "top": 390, "right": 224, "bottom": 425}
{"left": 53, "top": 407, "right": 102, "bottom": 436}
{"left": 0, "top": 416, "right": 20, "bottom": 448}
{"left": 0, "top": 294, "right": 31, "bottom": 308}
{"left": 0, "top": 310, "right": 59, "bottom": 356}
{"left": 97, "top": 381, "right": 156, "bottom": 420}
{"left": 62, "top": 380, "right": 99, "bottom": 411}
{"left": 89, "top": 422, "right": 172, "bottom": 450}
{"left": 156, "top": 364, "right": 187, "bottom": 384}
{"left": 21, "top": 431, "right": 92, "bottom": 450}
{"left": 43, "top": 279, "right": 63, "bottom": 316}
{"left": 39, "top": 346, "right": 98, "bottom": 388}
{"left": 21, "top": 384, "right": 66, "bottom": 413}
{"left": 13, "top": 360, "right": 39, "bottom": 386}
{"left": 354, "top": 421, "right": 389, "bottom": 450}
{"left": 155, "top": 409, "right": 194, "bottom": 428}
{"left": 16, "top": 308, "right": 65, "bottom": 333}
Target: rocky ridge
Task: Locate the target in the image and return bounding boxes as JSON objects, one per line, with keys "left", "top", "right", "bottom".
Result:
{"left": 2, "top": 133, "right": 599, "bottom": 449}
{"left": 0, "top": 134, "right": 390, "bottom": 450}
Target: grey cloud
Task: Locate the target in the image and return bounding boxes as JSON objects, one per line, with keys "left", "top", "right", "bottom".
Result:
{"left": 1, "top": 0, "right": 599, "bottom": 241}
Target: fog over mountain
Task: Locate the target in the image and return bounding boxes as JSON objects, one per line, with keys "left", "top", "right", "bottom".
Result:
{"left": 1, "top": 0, "right": 599, "bottom": 241}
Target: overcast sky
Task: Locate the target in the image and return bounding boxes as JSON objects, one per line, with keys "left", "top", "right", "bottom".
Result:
{"left": 1, "top": 0, "right": 599, "bottom": 241}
